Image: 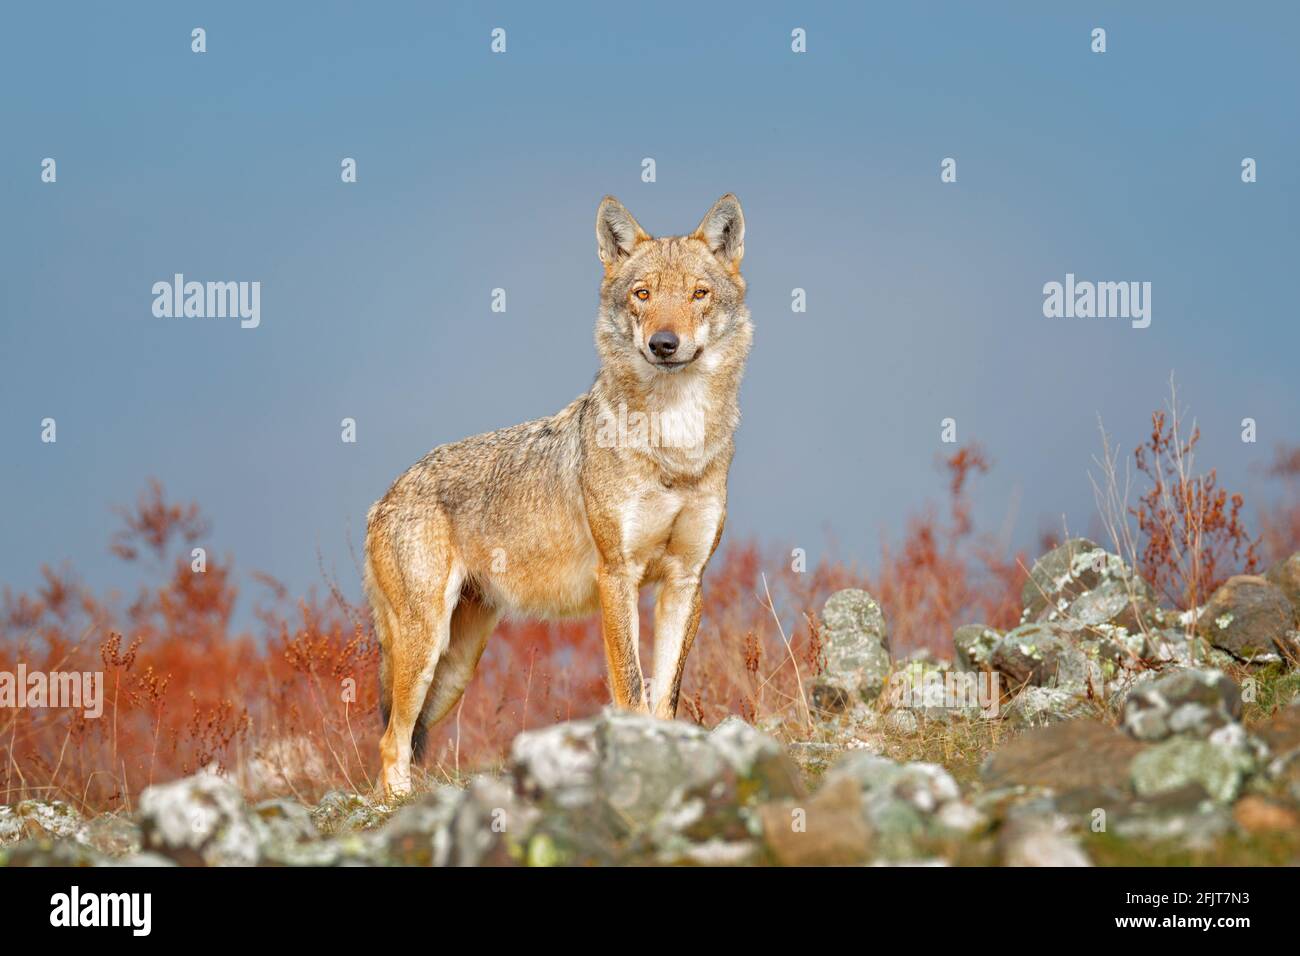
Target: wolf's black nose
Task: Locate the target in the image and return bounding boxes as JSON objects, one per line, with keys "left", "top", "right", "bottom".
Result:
{"left": 649, "top": 331, "right": 679, "bottom": 358}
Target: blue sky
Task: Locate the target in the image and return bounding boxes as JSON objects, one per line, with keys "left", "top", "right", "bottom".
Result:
{"left": 2, "top": 2, "right": 1297, "bottom": 625}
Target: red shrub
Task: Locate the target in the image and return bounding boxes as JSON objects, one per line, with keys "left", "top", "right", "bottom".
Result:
{"left": 1131, "top": 411, "right": 1259, "bottom": 609}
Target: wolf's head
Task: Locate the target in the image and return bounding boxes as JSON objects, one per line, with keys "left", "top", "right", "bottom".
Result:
{"left": 594, "top": 195, "right": 751, "bottom": 379}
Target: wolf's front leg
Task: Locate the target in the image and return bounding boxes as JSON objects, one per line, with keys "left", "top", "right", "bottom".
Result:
{"left": 596, "top": 564, "right": 650, "bottom": 712}
{"left": 651, "top": 572, "right": 704, "bottom": 720}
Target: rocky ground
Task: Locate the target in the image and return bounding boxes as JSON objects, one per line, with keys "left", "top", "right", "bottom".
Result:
{"left": 4, "top": 540, "right": 1299, "bottom": 867}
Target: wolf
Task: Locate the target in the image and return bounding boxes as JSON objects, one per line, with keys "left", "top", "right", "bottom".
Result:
{"left": 364, "top": 194, "right": 752, "bottom": 795}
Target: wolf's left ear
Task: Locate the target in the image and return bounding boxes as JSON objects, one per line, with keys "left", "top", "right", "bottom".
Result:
{"left": 693, "top": 194, "right": 745, "bottom": 271}
{"left": 596, "top": 196, "right": 650, "bottom": 266}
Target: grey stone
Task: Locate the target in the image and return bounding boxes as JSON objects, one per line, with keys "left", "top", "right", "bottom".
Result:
{"left": 1198, "top": 575, "right": 1294, "bottom": 663}
{"left": 1120, "top": 668, "right": 1242, "bottom": 741}
{"left": 953, "top": 624, "right": 1001, "bottom": 672}
{"left": 1130, "top": 736, "right": 1249, "bottom": 804}
{"left": 812, "top": 589, "right": 892, "bottom": 704}
{"left": 991, "top": 622, "right": 1092, "bottom": 689}
{"left": 137, "top": 772, "right": 260, "bottom": 866}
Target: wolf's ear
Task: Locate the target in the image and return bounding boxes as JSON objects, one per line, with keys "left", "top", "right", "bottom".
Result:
{"left": 693, "top": 194, "right": 745, "bottom": 271}
{"left": 596, "top": 196, "right": 649, "bottom": 266}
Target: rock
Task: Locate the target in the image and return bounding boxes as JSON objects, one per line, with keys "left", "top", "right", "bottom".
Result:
{"left": 822, "top": 588, "right": 890, "bottom": 651}
{"left": 1003, "top": 685, "right": 1091, "bottom": 727}
{"left": 1000, "top": 815, "right": 1091, "bottom": 866}
{"left": 137, "top": 772, "right": 260, "bottom": 866}
{"left": 1129, "top": 736, "right": 1248, "bottom": 804}
{"left": 708, "top": 716, "right": 799, "bottom": 790}
{"left": 77, "top": 814, "right": 142, "bottom": 857}
{"left": 1120, "top": 668, "right": 1242, "bottom": 741}
{"left": 0, "top": 807, "right": 22, "bottom": 845}
{"left": 953, "top": 624, "right": 1001, "bottom": 672}
{"left": 758, "top": 775, "right": 873, "bottom": 866}
{"left": 1253, "top": 704, "right": 1300, "bottom": 802}
{"left": 8, "top": 800, "right": 82, "bottom": 842}
{"left": 785, "top": 741, "right": 848, "bottom": 776}
{"left": 251, "top": 798, "right": 321, "bottom": 861}
{"left": 1265, "top": 553, "right": 1300, "bottom": 620}
{"left": 106, "top": 851, "right": 179, "bottom": 867}
{"left": 886, "top": 658, "right": 993, "bottom": 722}
{"left": 1145, "top": 631, "right": 1243, "bottom": 671}
{"left": 991, "top": 623, "right": 1091, "bottom": 689}
{"left": 823, "top": 752, "right": 981, "bottom": 861}
{"left": 1021, "top": 538, "right": 1159, "bottom": 630}
{"left": 0, "top": 837, "right": 106, "bottom": 867}
{"left": 826, "top": 751, "right": 911, "bottom": 792}
{"left": 510, "top": 710, "right": 800, "bottom": 865}
{"left": 982, "top": 720, "right": 1147, "bottom": 793}
{"left": 810, "top": 681, "right": 853, "bottom": 714}
{"left": 311, "top": 790, "right": 392, "bottom": 834}
{"left": 1197, "top": 575, "right": 1293, "bottom": 663}
{"left": 811, "top": 589, "right": 892, "bottom": 705}
{"left": 373, "top": 777, "right": 532, "bottom": 867}
{"left": 1106, "top": 786, "right": 1232, "bottom": 846}
{"left": 1258, "top": 703, "right": 1300, "bottom": 766}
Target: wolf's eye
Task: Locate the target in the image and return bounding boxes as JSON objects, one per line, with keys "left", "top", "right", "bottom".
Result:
{"left": 633, "top": 289, "right": 650, "bottom": 301}
{"left": 693, "top": 288, "right": 709, "bottom": 300}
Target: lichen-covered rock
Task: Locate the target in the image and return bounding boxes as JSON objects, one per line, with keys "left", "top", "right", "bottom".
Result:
{"left": 884, "top": 709, "right": 921, "bottom": 736}
{"left": 1258, "top": 702, "right": 1300, "bottom": 786}
{"left": 0, "top": 807, "right": 22, "bottom": 846}
{"left": 953, "top": 624, "right": 1001, "bottom": 672}
{"left": 707, "top": 715, "right": 798, "bottom": 788}
{"left": 991, "top": 623, "right": 1091, "bottom": 689}
{"left": 77, "top": 814, "right": 142, "bottom": 857}
{"left": 885, "top": 658, "right": 992, "bottom": 724}
{"left": 1021, "top": 538, "right": 1159, "bottom": 630}
{"left": 785, "top": 740, "right": 848, "bottom": 776}
{"left": 758, "top": 775, "right": 872, "bottom": 866}
{"left": 1265, "top": 553, "right": 1300, "bottom": 621}
{"left": 1197, "top": 575, "right": 1293, "bottom": 663}
{"left": 1102, "top": 785, "right": 1233, "bottom": 846}
{"left": 8, "top": 800, "right": 82, "bottom": 842}
{"left": 0, "top": 837, "right": 106, "bottom": 867}
{"left": 310, "top": 790, "right": 392, "bottom": 834}
{"left": 823, "top": 751, "right": 982, "bottom": 861}
{"left": 810, "top": 589, "right": 892, "bottom": 706}
{"left": 371, "top": 776, "right": 533, "bottom": 867}
{"left": 982, "top": 720, "right": 1147, "bottom": 793}
{"left": 250, "top": 798, "right": 321, "bottom": 862}
{"left": 105, "top": 851, "right": 179, "bottom": 867}
{"left": 1120, "top": 668, "right": 1242, "bottom": 741}
{"left": 1129, "top": 735, "right": 1250, "bottom": 804}
{"left": 1002, "top": 685, "right": 1091, "bottom": 727}
{"left": 137, "top": 772, "right": 260, "bottom": 866}
{"left": 510, "top": 710, "right": 800, "bottom": 865}
{"left": 999, "top": 814, "right": 1091, "bottom": 866}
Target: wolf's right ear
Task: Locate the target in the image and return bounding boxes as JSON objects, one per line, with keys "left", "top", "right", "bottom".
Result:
{"left": 596, "top": 196, "right": 649, "bottom": 267}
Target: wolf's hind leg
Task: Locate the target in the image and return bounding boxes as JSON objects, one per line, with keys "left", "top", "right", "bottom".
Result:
{"left": 373, "top": 528, "right": 463, "bottom": 797}
{"left": 416, "top": 591, "right": 500, "bottom": 737}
